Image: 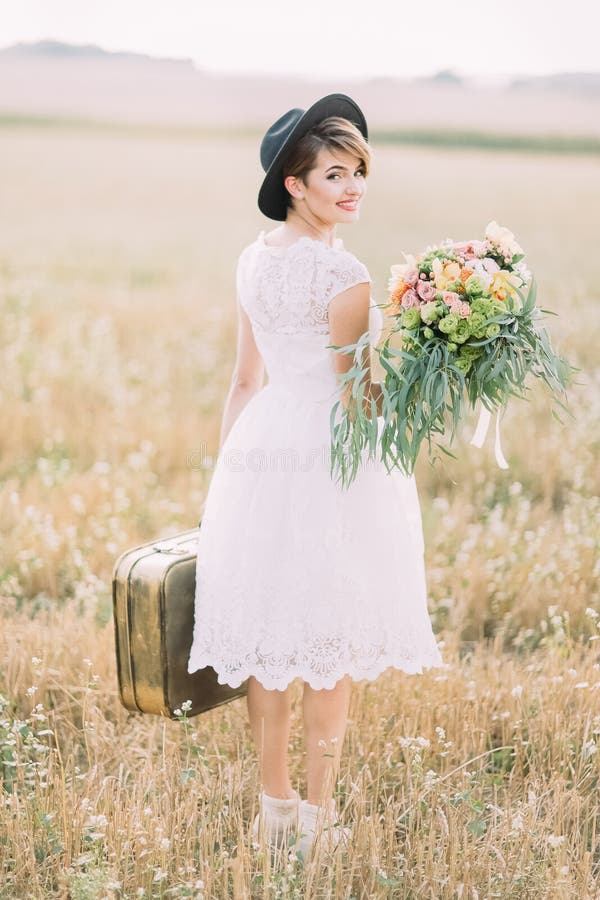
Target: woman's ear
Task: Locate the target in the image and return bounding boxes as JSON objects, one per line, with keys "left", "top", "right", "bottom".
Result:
{"left": 284, "top": 174, "right": 304, "bottom": 200}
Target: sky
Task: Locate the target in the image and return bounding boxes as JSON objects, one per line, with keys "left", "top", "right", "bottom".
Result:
{"left": 2, "top": 0, "right": 600, "bottom": 84}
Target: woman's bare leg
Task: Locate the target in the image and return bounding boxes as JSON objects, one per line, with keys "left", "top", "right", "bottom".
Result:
{"left": 246, "top": 675, "right": 296, "bottom": 799}
{"left": 302, "top": 674, "right": 352, "bottom": 805}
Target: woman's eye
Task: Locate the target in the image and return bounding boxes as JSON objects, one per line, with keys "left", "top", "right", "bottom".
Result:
{"left": 328, "top": 170, "right": 365, "bottom": 180}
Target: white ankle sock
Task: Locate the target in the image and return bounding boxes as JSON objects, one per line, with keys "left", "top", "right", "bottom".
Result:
{"left": 261, "top": 790, "right": 299, "bottom": 812}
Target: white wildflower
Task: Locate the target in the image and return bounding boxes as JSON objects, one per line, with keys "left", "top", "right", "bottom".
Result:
{"left": 581, "top": 741, "right": 597, "bottom": 760}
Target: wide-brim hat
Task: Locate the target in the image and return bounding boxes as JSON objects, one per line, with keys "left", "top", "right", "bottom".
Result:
{"left": 257, "top": 92, "right": 368, "bottom": 221}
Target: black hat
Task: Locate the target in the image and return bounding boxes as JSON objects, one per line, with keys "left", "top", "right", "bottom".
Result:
{"left": 257, "top": 92, "right": 368, "bottom": 222}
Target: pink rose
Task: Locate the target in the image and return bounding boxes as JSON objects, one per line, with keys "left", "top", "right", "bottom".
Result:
{"left": 401, "top": 288, "right": 419, "bottom": 308}
{"left": 403, "top": 268, "right": 419, "bottom": 287}
{"left": 417, "top": 280, "right": 436, "bottom": 302}
{"left": 459, "top": 301, "right": 472, "bottom": 318}
{"left": 442, "top": 290, "right": 461, "bottom": 308}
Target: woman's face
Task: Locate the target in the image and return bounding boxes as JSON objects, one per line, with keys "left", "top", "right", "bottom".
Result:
{"left": 285, "top": 147, "right": 367, "bottom": 224}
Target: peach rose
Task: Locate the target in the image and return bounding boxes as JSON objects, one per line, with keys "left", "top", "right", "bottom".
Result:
{"left": 442, "top": 290, "right": 462, "bottom": 308}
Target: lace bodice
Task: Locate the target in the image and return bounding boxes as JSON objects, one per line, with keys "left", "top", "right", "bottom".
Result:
{"left": 237, "top": 230, "right": 383, "bottom": 401}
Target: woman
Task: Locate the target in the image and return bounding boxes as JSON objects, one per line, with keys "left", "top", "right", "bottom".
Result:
{"left": 187, "top": 93, "right": 444, "bottom": 862}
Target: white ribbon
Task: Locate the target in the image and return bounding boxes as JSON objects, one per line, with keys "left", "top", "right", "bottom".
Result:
{"left": 469, "top": 401, "right": 509, "bottom": 469}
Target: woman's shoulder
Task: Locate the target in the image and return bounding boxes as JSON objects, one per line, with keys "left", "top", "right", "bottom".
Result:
{"left": 236, "top": 230, "right": 370, "bottom": 283}
{"left": 249, "top": 229, "right": 368, "bottom": 266}
{"left": 257, "top": 228, "right": 345, "bottom": 252}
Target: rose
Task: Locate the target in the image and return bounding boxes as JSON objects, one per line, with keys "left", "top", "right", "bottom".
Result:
{"left": 401, "top": 307, "right": 421, "bottom": 329}
{"left": 401, "top": 288, "right": 420, "bottom": 309}
{"left": 402, "top": 267, "right": 419, "bottom": 287}
{"left": 420, "top": 300, "right": 441, "bottom": 324}
{"left": 464, "top": 273, "right": 487, "bottom": 298}
{"left": 441, "top": 291, "right": 462, "bottom": 308}
{"left": 468, "top": 311, "right": 487, "bottom": 338}
{"left": 438, "top": 312, "right": 460, "bottom": 334}
{"left": 485, "top": 322, "right": 501, "bottom": 338}
{"left": 416, "top": 279, "right": 436, "bottom": 302}
{"left": 455, "top": 356, "right": 472, "bottom": 373}
{"left": 422, "top": 326, "right": 435, "bottom": 340}
{"left": 447, "top": 341, "right": 458, "bottom": 352}
{"left": 450, "top": 319, "right": 471, "bottom": 343}
{"left": 471, "top": 298, "right": 496, "bottom": 318}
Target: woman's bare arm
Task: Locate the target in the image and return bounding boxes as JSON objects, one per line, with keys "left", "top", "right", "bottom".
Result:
{"left": 219, "top": 299, "right": 265, "bottom": 449}
{"left": 328, "top": 281, "right": 384, "bottom": 418}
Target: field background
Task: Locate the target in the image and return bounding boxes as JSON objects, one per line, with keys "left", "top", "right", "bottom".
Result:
{"left": 0, "top": 107, "right": 599, "bottom": 898}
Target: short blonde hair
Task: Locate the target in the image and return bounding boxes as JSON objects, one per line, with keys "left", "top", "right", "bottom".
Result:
{"left": 281, "top": 116, "right": 371, "bottom": 215}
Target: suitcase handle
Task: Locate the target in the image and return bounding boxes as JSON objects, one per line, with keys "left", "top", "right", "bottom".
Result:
{"left": 152, "top": 540, "right": 189, "bottom": 554}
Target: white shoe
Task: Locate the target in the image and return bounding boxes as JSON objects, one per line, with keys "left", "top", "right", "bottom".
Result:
{"left": 251, "top": 790, "right": 301, "bottom": 850}
{"left": 293, "top": 797, "right": 352, "bottom": 863}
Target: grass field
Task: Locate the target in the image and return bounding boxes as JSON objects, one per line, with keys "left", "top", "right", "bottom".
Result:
{"left": 0, "top": 124, "right": 599, "bottom": 898}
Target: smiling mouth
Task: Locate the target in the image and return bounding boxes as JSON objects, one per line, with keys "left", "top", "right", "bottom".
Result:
{"left": 337, "top": 201, "right": 358, "bottom": 209}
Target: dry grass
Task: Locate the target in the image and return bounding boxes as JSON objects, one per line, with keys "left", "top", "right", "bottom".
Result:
{"left": 0, "top": 127, "right": 599, "bottom": 898}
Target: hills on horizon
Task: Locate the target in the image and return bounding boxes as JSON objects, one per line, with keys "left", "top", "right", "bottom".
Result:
{"left": 2, "top": 40, "right": 600, "bottom": 137}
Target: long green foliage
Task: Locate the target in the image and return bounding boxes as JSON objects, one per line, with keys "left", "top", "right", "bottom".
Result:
{"left": 328, "top": 276, "right": 576, "bottom": 490}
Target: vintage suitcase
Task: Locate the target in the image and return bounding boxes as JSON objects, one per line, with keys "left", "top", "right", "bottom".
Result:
{"left": 112, "top": 526, "right": 248, "bottom": 718}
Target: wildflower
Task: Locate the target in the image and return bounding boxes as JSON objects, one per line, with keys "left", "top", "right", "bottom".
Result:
{"left": 510, "top": 812, "right": 524, "bottom": 832}
{"left": 581, "top": 741, "right": 597, "bottom": 759}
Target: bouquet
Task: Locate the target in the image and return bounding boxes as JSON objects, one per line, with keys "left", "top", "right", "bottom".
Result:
{"left": 329, "top": 221, "right": 576, "bottom": 489}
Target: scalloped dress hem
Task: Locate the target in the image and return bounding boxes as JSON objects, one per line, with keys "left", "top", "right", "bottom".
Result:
{"left": 190, "top": 653, "right": 446, "bottom": 693}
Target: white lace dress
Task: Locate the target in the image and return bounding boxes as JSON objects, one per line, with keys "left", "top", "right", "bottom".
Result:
{"left": 187, "top": 230, "right": 444, "bottom": 691}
